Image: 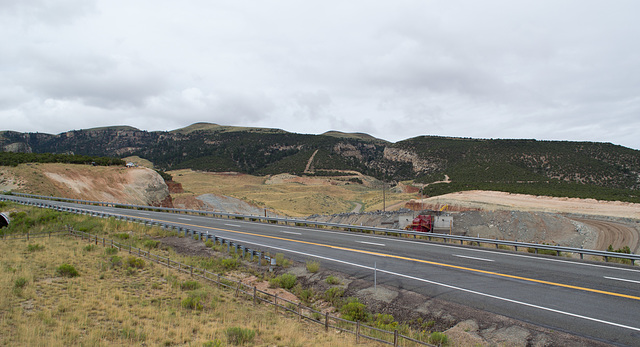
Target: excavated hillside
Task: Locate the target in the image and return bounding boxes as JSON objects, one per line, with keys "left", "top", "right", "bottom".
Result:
{"left": 0, "top": 163, "right": 171, "bottom": 206}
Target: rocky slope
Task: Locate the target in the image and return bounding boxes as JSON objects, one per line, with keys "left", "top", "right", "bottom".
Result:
{"left": 0, "top": 163, "right": 171, "bottom": 206}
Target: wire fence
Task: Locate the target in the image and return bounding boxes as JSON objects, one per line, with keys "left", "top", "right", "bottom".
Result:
{"left": 1, "top": 228, "right": 434, "bottom": 347}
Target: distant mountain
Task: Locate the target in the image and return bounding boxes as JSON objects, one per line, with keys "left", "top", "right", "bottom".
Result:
{"left": 2, "top": 123, "right": 639, "bottom": 202}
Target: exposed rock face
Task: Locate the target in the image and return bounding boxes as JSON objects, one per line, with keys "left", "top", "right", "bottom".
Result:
{"left": 383, "top": 147, "right": 437, "bottom": 173}
{"left": 3, "top": 142, "right": 31, "bottom": 153}
{"left": 333, "top": 142, "right": 375, "bottom": 160}
{"left": 34, "top": 165, "right": 172, "bottom": 206}
{"left": 123, "top": 168, "right": 172, "bottom": 206}
{"left": 166, "top": 181, "right": 184, "bottom": 194}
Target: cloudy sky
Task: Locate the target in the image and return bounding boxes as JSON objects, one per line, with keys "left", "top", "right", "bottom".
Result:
{"left": 2, "top": 1, "right": 639, "bottom": 149}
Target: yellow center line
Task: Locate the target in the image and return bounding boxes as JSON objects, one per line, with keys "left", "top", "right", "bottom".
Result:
{"left": 129, "top": 213, "right": 640, "bottom": 301}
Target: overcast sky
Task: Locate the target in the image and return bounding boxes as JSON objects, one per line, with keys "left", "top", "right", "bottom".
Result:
{"left": 2, "top": 1, "right": 639, "bottom": 149}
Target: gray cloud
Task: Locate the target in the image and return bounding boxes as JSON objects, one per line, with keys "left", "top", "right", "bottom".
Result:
{"left": 1, "top": 0, "right": 639, "bottom": 149}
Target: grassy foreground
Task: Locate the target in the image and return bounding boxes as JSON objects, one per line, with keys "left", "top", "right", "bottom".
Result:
{"left": 0, "top": 206, "right": 365, "bottom": 346}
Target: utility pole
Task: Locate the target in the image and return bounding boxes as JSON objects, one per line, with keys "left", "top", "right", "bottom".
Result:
{"left": 382, "top": 181, "right": 386, "bottom": 212}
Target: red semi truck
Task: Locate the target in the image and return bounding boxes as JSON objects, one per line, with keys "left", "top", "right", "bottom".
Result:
{"left": 408, "top": 214, "right": 433, "bottom": 232}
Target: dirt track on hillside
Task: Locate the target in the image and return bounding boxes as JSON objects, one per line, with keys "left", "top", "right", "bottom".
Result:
{"left": 571, "top": 218, "right": 640, "bottom": 251}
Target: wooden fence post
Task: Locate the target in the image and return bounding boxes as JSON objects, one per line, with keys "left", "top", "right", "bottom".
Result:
{"left": 325, "top": 312, "right": 329, "bottom": 331}
{"left": 274, "top": 294, "right": 278, "bottom": 313}
{"left": 298, "top": 302, "right": 302, "bottom": 322}
{"left": 253, "top": 286, "right": 257, "bottom": 306}
{"left": 356, "top": 321, "right": 360, "bottom": 344}
{"left": 394, "top": 330, "right": 398, "bottom": 347}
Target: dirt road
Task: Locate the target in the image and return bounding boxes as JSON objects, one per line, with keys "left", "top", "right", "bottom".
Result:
{"left": 571, "top": 218, "right": 640, "bottom": 253}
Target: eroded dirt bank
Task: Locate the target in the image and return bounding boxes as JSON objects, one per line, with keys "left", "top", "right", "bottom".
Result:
{"left": 0, "top": 163, "right": 171, "bottom": 206}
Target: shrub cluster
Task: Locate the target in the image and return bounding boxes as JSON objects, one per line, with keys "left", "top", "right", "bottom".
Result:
{"left": 269, "top": 273, "right": 296, "bottom": 289}
{"left": 56, "top": 264, "right": 79, "bottom": 277}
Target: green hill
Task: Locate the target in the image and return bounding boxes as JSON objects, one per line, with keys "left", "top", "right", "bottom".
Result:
{"left": 1, "top": 124, "right": 639, "bottom": 202}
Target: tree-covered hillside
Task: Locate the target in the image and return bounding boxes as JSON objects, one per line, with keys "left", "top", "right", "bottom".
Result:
{"left": 2, "top": 125, "right": 639, "bottom": 202}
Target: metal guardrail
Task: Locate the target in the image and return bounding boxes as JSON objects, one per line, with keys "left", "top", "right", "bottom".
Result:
{"left": 0, "top": 226, "right": 433, "bottom": 346}
{"left": 2, "top": 192, "right": 638, "bottom": 265}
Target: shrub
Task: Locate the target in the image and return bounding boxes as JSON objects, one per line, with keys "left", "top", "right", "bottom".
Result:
{"left": 181, "top": 296, "right": 203, "bottom": 310}
{"left": 27, "top": 244, "right": 44, "bottom": 252}
{"left": 105, "top": 247, "right": 118, "bottom": 255}
{"left": 83, "top": 244, "right": 96, "bottom": 252}
{"left": 374, "top": 313, "right": 398, "bottom": 331}
{"left": 325, "top": 275, "right": 341, "bottom": 285}
{"left": 221, "top": 258, "right": 239, "bottom": 270}
{"left": 429, "top": 331, "right": 449, "bottom": 346}
{"left": 299, "top": 288, "right": 314, "bottom": 304}
{"left": 275, "top": 253, "right": 291, "bottom": 267}
{"left": 324, "top": 287, "right": 344, "bottom": 306}
{"left": 205, "top": 240, "right": 214, "bottom": 248}
{"left": 143, "top": 240, "right": 159, "bottom": 249}
{"left": 126, "top": 256, "right": 145, "bottom": 269}
{"left": 180, "top": 280, "right": 201, "bottom": 291}
{"left": 14, "top": 277, "right": 28, "bottom": 289}
{"left": 110, "top": 256, "right": 123, "bottom": 268}
{"left": 306, "top": 260, "right": 320, "bottom": 273}
{"left": 269, "top": 273, "right": 296, "bottom": 289}
{"left": 340, "top": 299, "right": 368, "bottom": 322}
{"left": 56, "top": 264, "right": 79, "bottom": 277}
{"left": 226, "top": 327, "right": 256, "bottom": 345}
{"left": 114, "top": 233, "right": 130, "bottom": 240}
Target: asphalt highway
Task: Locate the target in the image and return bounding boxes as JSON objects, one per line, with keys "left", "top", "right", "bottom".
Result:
{"left": 6, "top": 196, "right": 640, "bottom": 346}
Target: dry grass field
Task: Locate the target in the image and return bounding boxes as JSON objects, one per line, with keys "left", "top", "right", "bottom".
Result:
{"left": 169, "top": 169, "right": 416, "bottom": 217}
{"left": 0, "top": 206, "right": 366, "bottom": 346}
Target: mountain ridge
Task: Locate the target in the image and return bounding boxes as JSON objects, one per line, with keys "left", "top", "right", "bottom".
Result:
{"left": 2, "top": 123, "right": 639, "bottom": 202}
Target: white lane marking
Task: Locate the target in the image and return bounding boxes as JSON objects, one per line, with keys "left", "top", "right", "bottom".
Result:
{"left": 454, "top": 254, "right": 494, "bottom": 262}
{"left": 178, "top": 217, "right": 192, "bottom": 221}
{"left": 301, "top": 228, "right": 640, "bottom": 274}
{"left": 224, "top": 223, "right": 241, "bottom": 227}
{"left": 357, "top": 241, "right": 386, "bottom": 247}
{"left": 138, "top": 212, "right": 150, "bottom": 216}
{"left": 605, "top": 276, "right": 640, "bottom": 284}
{"left": 51, "top": 201, "right": 638, "bottom": 274}
{"left": 280, "top": 231, "right": 302, "bottom": 235}
{"left": 223, "top": 238, "right": 640, "bottom": 333}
